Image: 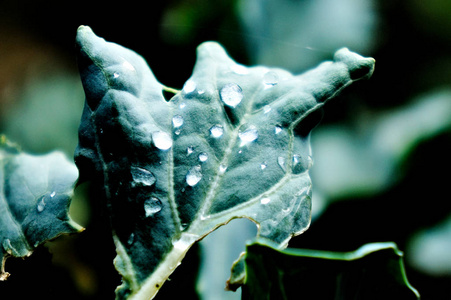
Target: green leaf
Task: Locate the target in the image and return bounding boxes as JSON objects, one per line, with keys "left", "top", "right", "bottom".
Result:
{"left": 0, "top": 136, "right": 82, "bottom": 281}
{"left": 242, "top": 240, "right": 420, "bottom": 300}
{"left": 74, "top": 25, "right": 375, "bottom": 299}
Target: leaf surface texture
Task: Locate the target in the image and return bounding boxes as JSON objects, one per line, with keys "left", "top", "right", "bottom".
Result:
{"left": 74, "top": 26, "right": 375, "bottom": 299}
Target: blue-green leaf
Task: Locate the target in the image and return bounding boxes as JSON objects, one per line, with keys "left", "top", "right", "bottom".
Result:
{"left": 0, "top": 137, "right": 82, "bottom": 281}
{"left": 74, "top": 25, "right": 374, "bottom": 299}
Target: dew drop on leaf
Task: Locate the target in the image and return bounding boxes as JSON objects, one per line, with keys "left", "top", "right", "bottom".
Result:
{"left": 275, "top": 126, "right": 282, "bottom": 134}
{"left": 210, "top": 125, "right": 224, "bottom": 138}
{"left": 198, "top": 152, "right": 208, "bottom": 162}
{"left": 187, "top": 146, "right": 194, "bottom": 155}
{"left": 183, "top": 80, "right": 196, "bottom": 94}
{"left": 220, "top": 83, "right": 243, "bottom": 107}
{"left": 186, "top": 165, "right": 202, "bottom": 186}
{"left": 36, "top": 196, "right": 46, "bottom": 213}
{"left": 239, "top": 125, "right": 258, "bottom": 145}
{"left": 152, "top": 131, "right": 173, "bottom": 150}
{"left": 131, "top": 166, "right": 156, "bottom": 187}
{"left": 172, "top": 115, "right": 184, "bottom": 128}
{"left": 144, "top": 197, "right": 162, "bottom": 217}
{"left": 263, "top": 71, "right": 279, "bottom": 87}
{"left": 260, "top": 162, "right": 267, "bottom": 170}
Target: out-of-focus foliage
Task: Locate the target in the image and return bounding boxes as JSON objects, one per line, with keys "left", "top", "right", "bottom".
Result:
{"left": 238, "top": 0, "right": 378, "bottom": 72}
{"left": 242, "top": 240, "right": 419, "bottom": 300}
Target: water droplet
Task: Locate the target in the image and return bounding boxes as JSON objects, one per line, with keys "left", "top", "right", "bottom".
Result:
{"left": 260, "top": 197, "right": 271, "bottom": 205}
{"left": 278, "top": 156, "right": 286, "bottom": 171}
{"left": 131, "top": 166, "right": 156, "bottom": 187}
{"left": 275, "top": 126, "right": 282, "bottom": 134}
{"left": 230, "top": 64, "right": 249, "bottom": 75}
{"left": 179, "top": 102, "right": 186, "bottom": 109}
{"left": 36, "top": 196, "right": 46, "bottom": 212}
{"left": 127, "top": 233, "right": 135, "bottom": 246}
{"left": 113, "top": 72, "right": 120, "bottom": 78}
{"left": 239, "top": 125, "right": 258, "bottom": 146}
{"left": 144, "top": 197, "right": 162, "bottom": 217}
{"left": 210, "top": 125, "right": 224, "bottom": 138}
{"left": 219, "top": 164, "right": 227, "bottom": 174}
{"left": 198, "top": 89, "right": 205, "bottom": 95}
{"left": 172, "top": 115, "right": 184, "bottom": 128}
{"left": 291, "top": 154, "right": 314, "bottom": 174}
{"left": 263, "top": 71, "right": 279, "bottom": 87}
{"left": 198, "top": 152, "right": 208, "bottom": 162}
{"left": 220, "top": 83, "right": 243, "bottom": 107}
{"left": 186, "top": 165, "right": 202, "bottom": 186}
{"left": 187, "top": 146, "right": 194, "bottom": 155}
{"left": 260, "top": 162, "right": 267, "bottom": 170}
{"left": 263, "top": 105, "right": 272, "bottom": 114}
{"left": 183, "top": 80, "right": 196, "bottom": 94}
{"left": 153, "top": 131, "right": 173, "bottom": 150}
{"left": 50, "top": 191, "right": 56, "bottom": 198}
{"left": 175, "top": 129, "right": 181, "bottom": 135}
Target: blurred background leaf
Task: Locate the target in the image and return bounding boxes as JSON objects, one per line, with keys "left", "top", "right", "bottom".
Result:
{"left": 0, "top": 0, "right": 450, "bottom": 299}
{"left": 242, "top": 240, "right": 419, "bottom": 300}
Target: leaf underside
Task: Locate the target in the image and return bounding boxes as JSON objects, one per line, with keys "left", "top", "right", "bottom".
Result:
{"left": 0, "top": 137, "right": 82, "bottom": 281}
{"left": 74, "top": 25, "right": 375, "bottom": 299}
{"left": 242, "top": 240, "right": 420, "bottom": 300}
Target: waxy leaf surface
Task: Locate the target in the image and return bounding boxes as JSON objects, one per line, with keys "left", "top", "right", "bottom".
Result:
{"left": 0, "top": 137, "right": 82, "bottom": 280}
{"left": 74, "top": 26, "right": 374, "bottom": 299}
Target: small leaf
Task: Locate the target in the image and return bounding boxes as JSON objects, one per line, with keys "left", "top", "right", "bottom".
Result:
{"left": 74, "top": 25, "right": 375, "bottom": 299}
{"left": 242, "top": 240, "right": 420, "bottom": 300}
{"left": 0, "top": 137, "right": 82, "bottom": 281}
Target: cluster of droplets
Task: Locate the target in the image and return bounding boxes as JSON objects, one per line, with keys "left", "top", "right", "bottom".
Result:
{"left": 36, "top": 191, "right": 56, "bottom": 213}
{"left": 172, "top": 114, "right": 184, "bottom": 136}
{"left": 129, "top": 166, "right": 162, "bottom": 219}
